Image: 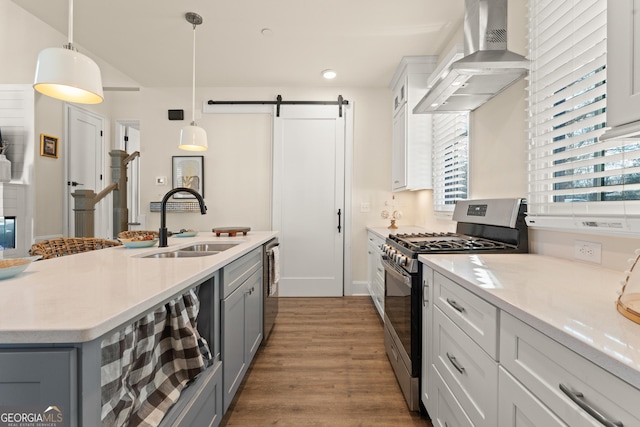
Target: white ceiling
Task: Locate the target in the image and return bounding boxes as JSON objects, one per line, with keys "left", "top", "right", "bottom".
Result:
{"left": 12, "top": 0, "right": 464, "bottom": 89}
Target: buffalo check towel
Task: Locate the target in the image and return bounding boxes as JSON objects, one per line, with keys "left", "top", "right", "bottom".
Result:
{"left": 100, "top": 289, "right": 211, "bottom": 426}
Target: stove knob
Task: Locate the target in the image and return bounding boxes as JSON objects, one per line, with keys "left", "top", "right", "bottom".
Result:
{"left": 399, "top": 255, "right": 408, "bottom": 266}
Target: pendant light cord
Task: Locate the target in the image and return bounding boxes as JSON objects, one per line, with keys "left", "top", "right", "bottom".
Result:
{"left": 67, "top": 0, "right": 74, "bottom": 46}
{"left": 191, "top": 23, "right": 197, "bottom": 126}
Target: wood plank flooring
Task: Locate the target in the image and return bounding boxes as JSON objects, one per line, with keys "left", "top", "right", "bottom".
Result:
{"left": 220, "top": 297, "right": 432, "bottom": 427}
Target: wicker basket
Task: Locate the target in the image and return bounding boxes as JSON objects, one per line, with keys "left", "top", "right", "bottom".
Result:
{"left": 29, "top": 238, "right": 122, "bottom": 260}
{"left": 117, "top": 230, "right": 159, "bottom": 240}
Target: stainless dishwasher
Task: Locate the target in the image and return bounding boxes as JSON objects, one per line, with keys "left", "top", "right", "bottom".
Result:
{"left": 262, "top": 238, "right": 279, "bottom": 343}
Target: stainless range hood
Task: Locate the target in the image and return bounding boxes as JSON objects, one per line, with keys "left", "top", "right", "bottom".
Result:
{"left": 413, "top": 0, "right": 529, "bottom": 114}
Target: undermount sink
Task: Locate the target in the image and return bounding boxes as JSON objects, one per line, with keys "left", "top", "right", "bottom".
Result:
{"left": 143, "top": 250, "right": 215, "bottom": 259}
{"left": 181, "top": 243, "right": 239, "bottom": 252}
{"left": 141, "top": 242, "right": 239, "bottom": 259}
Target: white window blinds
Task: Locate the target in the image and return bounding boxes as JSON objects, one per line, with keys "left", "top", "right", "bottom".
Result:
{"left": 527, "top": 0, "right": 640, "bottom": 233}
{"left": 432, "top": 113, "right": 469, "bottom": 212}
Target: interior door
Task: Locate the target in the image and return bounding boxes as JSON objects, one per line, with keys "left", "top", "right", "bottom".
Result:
{"left": 125, "top": 126, "right": 141, "bottom": 227}
{"left": 65, "top": 105, "right": 105, "bottom": 237}
{"left": 273, "top": 105, "right": 345, "bottom": 297}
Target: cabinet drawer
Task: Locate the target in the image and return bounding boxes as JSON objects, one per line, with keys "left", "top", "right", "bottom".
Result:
{"left": 433, "top": 306, "right": 498, "bottom": 427}
{"left": 222, "top": 247, "right": 262, "bottom": 298}
{"left": 498, "top": 366, "right": 566, "bottom": 427}
{"left": 500, "top": 312, "right": 640, "bottom": 427}
{"left": 160, "top": 361, "right": 223, "bottom": 427}
{"left": 367, "top": 231, "right": 385, "bottom": 248}
{"left": 432, "top": 366, "right": 474, "bottom": 427}
{"left": 433, "top": 272, "right": 498, "bottom": 358}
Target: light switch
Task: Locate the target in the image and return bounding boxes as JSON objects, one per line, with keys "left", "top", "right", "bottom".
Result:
{"left": 156, "top": 176, "right": 167, "bottom": 186}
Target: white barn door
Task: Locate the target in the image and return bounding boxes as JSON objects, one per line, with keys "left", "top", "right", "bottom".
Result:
{"left": 273, "top": 105, "right": 346, "bottom": 297}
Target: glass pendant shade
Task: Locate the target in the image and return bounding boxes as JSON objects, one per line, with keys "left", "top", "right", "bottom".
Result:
{"left": 34, "top": 46, "right": 104, "bottom": 104}
{"left": 179, "top": 124, "right": 208, "bottom": 151}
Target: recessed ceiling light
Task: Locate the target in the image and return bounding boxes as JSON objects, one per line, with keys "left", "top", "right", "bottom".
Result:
{"left": 322, "top": 69, "right": 337, "bottom": 79}
{"left": 261, "top": 28, "right": 273, "bottom": 37}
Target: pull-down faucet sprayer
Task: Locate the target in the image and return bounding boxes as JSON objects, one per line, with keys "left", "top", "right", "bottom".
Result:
{"left": 159, "top": 187, "right": 207, "bottom": 247}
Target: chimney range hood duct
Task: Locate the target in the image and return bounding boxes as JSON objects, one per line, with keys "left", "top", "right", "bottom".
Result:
{"left": 413, "top": 0, "right": 529, "bottom": 114}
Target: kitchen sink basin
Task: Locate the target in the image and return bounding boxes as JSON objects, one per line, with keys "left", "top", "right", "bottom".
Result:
{"left": 143, "top": 250, "right": 216, "bottom": 258}
{"left": 181, "top": 243, "right": 239, "bottom": 252}
{"left": 141, "top": 242, "right": 239, "bottom": 258}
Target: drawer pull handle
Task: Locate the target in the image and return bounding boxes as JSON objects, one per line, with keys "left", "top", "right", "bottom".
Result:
{"left": 559, "top": 383, "right": 623, "bottom": 427}
{"left": 446, "top": 352, "right": 465, "bottom": 374}
{"left": 446, "top": 298, "right": 466, "bottom": 313}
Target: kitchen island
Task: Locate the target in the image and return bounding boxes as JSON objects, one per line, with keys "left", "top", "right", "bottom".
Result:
{"left": 0, "top": 230, "right": 277, "bottom": 427}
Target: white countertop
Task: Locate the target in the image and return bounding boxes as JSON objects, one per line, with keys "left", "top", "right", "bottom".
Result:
{"left": 0, "top": 231, "right": 278, "bottom": 344}
{"left": 419, "top": 253, "right": 640, "bottom": 389}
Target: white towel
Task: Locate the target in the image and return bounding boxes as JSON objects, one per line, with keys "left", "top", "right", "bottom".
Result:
{"left": 270, "top": 246, "right": 280, "bottom": 296}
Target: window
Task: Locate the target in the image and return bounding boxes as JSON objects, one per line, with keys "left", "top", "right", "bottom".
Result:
{"left": 527, "top": 0, "right": 640, "bottom": 232}
{"left": 432, "top": 113, "right": 469, "bottom": 212}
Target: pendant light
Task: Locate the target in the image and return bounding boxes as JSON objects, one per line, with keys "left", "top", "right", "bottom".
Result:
{"left": 33, "top": 0, "right": 104, "bottom": 104}
{"left": 179, "top": 12, "right": 208, "bottom": 151}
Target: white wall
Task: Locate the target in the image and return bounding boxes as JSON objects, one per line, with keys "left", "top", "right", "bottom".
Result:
{"left": 138, "top": 87, "right": 393, "bottom": 287}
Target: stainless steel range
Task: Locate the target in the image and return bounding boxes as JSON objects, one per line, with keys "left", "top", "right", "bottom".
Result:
{"left": 381, "top": 198, "right": 528, "bottom": 411}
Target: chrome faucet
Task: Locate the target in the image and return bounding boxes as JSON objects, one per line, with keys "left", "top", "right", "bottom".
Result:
{"left": 159, "top": 187, "right": 207, "bottom": 247}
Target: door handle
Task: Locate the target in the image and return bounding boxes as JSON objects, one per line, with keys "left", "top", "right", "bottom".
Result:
{"left": 337, "top": 209, "right": 342, "bottom": 233}
{"left": 67, "top": 181, "right": 84, "bottom": 187}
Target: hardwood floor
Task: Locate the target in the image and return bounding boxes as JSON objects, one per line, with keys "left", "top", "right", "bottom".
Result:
{"left": 220, "top": 297, "right": 432, "bottom": 427}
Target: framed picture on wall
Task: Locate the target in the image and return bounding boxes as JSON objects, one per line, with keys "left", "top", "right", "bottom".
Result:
{"left": 172, "top": 155, "right": 204, "bottom": 198}
{"left": 40, "top": 134, "right": 58, "bottom": 158}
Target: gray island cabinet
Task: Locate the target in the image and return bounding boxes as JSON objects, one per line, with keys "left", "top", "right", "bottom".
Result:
{"left": 0, "top": 231, "right": 277, "bottom": 427}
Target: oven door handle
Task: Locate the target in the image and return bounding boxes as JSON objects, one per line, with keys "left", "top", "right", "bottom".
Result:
{"left": 382, "top": 257, "right": 411, "bottom": 286}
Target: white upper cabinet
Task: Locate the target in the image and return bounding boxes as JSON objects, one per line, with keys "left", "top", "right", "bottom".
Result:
{"left": 389, "top": 57, "right": 436, "bottom": 191}
{"left": 602, "top": 1, "right": 640, "bottom": 139}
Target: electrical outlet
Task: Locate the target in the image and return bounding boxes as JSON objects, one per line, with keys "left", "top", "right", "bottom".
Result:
{"left": 360, "top": 202, "right": 371, "bottom": 213}
{"left": 574, "top": 240, "right": 602, "bottom": 264}
{"left": 155, "top": 176, "right": 167, "bottom": 186}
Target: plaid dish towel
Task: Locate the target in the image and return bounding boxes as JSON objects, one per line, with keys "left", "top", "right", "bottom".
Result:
{"left": 101, "top": 289, "right": 212, "bottom": 426}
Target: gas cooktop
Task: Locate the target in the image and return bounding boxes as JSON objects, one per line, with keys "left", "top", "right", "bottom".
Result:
{"left": 388, "top": 232, "right": 513, "bottom": 253}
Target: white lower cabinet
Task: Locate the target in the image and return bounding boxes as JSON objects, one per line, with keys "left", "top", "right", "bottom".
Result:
{"left": 432, "top": 367, "right": 474, "bottom": 427}
{"left": 421, "top": 265, "right": 434, "bottom": 415}
{"left": 366, "top": 231, "right": 385, "bottom": 320}
{"left": 498, "top": 367, "right": 566, "bottom": 427}
{"left": 432, "top": 306, "right": 498, "bottom": 427}
{"left": 500, "top": 312, "right": 640, "bottom": 427}
{"left": 422, "top": 260, "right": 640, "bottom": 427}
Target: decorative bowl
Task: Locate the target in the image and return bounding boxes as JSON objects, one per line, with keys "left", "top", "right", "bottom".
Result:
{"left": 120, "top": 238, "right": 159, "bottom": 248}
{"left": 0, "top": 258, "right": 33, "bottom": 280}
{"left": 175, "top": 230, "right": 198, "bottom": 237}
